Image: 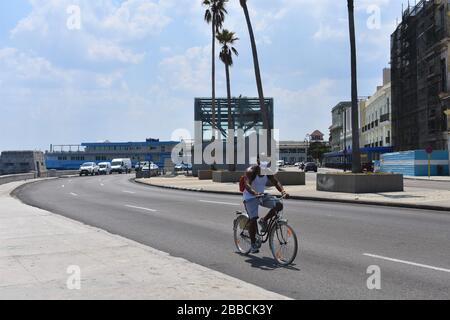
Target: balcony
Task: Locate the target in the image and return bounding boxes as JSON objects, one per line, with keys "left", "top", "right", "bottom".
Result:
{"left": 380, "top": 113, "right": 390, "bottom": 123}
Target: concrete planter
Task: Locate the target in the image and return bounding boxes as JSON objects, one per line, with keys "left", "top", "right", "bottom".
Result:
{"left": 317, "top": 173, "right": 404, "bottom": 194}
{"left": 212, "top": 171, "right": 246, "bottom": 183}
{"left": 198, "top": 170, "right": 213, "bottom": 180}
{"left": 272, "top": 171, "right": 305, "bottom": 186}
{"left": 211, "top": 170, "right": 306, "bottom": 186}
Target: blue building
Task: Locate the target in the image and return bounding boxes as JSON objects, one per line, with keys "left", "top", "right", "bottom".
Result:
{"left": 45, "top": 138, "right": 179, "bottom": 170}
{"left": 379, "top": 150, "right": 449, "bottom": 176}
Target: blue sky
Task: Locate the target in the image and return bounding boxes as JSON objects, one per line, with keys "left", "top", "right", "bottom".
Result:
{"left": 0, "top": 0, "right": 405, "bottom": 151}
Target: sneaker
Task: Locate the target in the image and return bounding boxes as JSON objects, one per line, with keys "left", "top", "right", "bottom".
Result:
{"left": 250, "top": 244, "right": 260, "bottom": 254}
{"left": 258, "top": 219, "right": 268, "bottom": 233}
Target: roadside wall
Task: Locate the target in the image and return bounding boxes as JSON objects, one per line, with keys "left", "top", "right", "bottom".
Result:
{"left": 380, "top": 150, "right": 449, "bottom": 176}
{"left": 0, "top": 170, "right": 79, "bottom": 185}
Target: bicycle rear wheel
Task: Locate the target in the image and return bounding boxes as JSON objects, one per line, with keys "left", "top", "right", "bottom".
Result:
{"left": 269, "top": 222, "right": 298, "bottom": 266}
{"left": 234, "top": 216, "right": 252, "bottom": 255}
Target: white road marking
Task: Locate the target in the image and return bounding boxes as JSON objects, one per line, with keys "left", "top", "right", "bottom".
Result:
{"left": 199, "top": 200, "right": 240, "bottom": 206}
{"left": 70, "top": 193, "right": 78, "bottom": 197}
{"left": 61, "top": 185, "right": 65, "bottom": 188}
{"left": 123, "top": 190, "right": 136, "bottom": 194}
{"left": 125, "top": 205, "right": 157, "bottom": 212}
{"left": 100, "top": 184, "right": 104, "bottom": 187}
{"left": 364, "top": 253, "right": 450, "bottom": 274}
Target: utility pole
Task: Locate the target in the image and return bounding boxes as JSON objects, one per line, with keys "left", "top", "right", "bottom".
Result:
{"left": 342, "top": 107, "right": 347, "bottom": 173}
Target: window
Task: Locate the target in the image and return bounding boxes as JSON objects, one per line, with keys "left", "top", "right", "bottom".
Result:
{"left": 441, "top": 59, "right": 447, "bottom": 92}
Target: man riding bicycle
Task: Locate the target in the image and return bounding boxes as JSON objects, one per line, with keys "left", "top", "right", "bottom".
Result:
{"left": 243, "top": 157, "right": 289, "bottom": 254}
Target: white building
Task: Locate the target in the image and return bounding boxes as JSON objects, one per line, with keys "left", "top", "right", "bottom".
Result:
{"left": 361, "top": 68, "right": 392, "bottom": 149}
{"left": 279, "top": 141, "right": 308, "bottom": 164}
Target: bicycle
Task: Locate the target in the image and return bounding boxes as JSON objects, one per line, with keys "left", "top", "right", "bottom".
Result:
{"left": 233, "top": 194, "right": 299, "bottom": 266}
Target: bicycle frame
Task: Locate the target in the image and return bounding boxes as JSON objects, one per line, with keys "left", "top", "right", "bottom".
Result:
{"left": 240, "top": 195, "right": 286, "bottom": 244}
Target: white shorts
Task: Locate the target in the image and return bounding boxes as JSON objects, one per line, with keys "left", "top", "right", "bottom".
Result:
{"left": 243, "top": 195, "right": 280, "bottom": 219}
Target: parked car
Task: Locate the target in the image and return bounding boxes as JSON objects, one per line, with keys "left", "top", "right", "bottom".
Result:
{"left": 135, "top": 161, "right": 149, "bottom": 171}
{"left": 111, "top": 158, "right": 132, "bottom": 174}
{"left": 277, "top": 160, "right": 285, "bottom": 168}
{"left": 142, "top": 162, "right": 159, "bottom": 171}
{"left": 362, "top": 162, "right": 374, "bottom": 173}
{"left": 175, "top": 163, "right": 192, "bottom": 171}
{"left": 304, "top": 162, "right": 318, "bottom": 173}
{"left": 139, "top": 162, "right": 159, "bottom": 177}
{"left": 79, "top": 162, "right": 99, "bottom": 176}
{"left": 98, "top": 162, "right": 112, "bottom": 175}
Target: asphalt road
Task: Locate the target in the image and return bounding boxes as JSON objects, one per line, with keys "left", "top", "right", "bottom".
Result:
{"left": 14, "top": 175, "right": 450, "bottom": 299}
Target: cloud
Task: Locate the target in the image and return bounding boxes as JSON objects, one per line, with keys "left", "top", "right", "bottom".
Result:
{"left": 313, "top": 23, "right": 346, "bottom": 41}
{"left": 159, "top": 45, "right": 213, "bottom": 95}
{"left": 10, "top": 0, "right": 173, "bottom": 67}
{"left": 87, "top": 40, "right": 145, "bottom": 64}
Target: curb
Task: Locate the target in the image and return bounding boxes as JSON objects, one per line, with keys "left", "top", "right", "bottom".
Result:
{"left": 404, "top": 177, "right": 450, "bottom": 183}
{"left": 133, "top": 179, "right": 450, "bottom": 214}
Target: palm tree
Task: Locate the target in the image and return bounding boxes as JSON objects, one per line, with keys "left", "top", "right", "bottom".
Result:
{"left": 347, "top": 0, "right": 361, "bottom": 173}
{"left": 217, "top": 30, "right": 239, "bottom": 135}
{"left": 239, "top": 0, "right": 271, "bottom": 155}
{"left": 203, "top": 0, "right": 228, "bottom": 140}
{"left": 217, "top": 29, "right": 239, "bottom": 171}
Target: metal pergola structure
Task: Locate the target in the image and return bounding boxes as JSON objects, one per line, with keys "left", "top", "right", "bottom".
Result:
{"left": 194, "top": 97, "right": 274, "bottom": 141}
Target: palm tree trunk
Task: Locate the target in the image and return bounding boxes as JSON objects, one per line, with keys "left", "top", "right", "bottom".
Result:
{"left": 348, "top": 0, "right": 361, "bottom": 173}
{"left": 241, "top": 1, "right": 271, "bottom": 156}
{"left": 225, "top": 63, "right": 235, "bottom": 171}
{"left": 211, "top": 16, "right": 217, "bottom": 139}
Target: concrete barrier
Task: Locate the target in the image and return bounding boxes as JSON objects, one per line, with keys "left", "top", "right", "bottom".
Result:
{"left": 211, "top": 170, "right": 306, "bottom": 186}
{"left": 0, "top": 173, "right": 36, "bottom": 185}
{"left": 272, "top": 171, "right": 305, "bottom": 186}
{"left": 198, "top": 170, "right": 213, "bottom": 180}
{"left": 317, "top": 173, "right": 404, "bottom": 194}
{"left": 212, "top": 171, "right": 245, "bottom": 183}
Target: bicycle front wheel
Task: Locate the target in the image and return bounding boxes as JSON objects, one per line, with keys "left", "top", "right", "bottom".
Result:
{"left": 234, "top": 216, "right": 252, "bottom": 255}
{"left": 269, "top": 222, "right": 298, "bottom": 266}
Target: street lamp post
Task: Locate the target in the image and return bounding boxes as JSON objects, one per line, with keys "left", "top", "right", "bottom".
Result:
{"left": 305, "top": 134, "right": 311, "bottom": 163}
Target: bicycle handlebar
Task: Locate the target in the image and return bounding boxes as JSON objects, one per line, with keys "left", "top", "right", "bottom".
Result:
{"left": 255, "top": 193, "right": 287, "bottom": 200}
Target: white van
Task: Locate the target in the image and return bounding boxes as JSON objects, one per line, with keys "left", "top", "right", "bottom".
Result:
{"left": 98, "top": 162, "right": 112, "bottom": 175}
{"left": 277, "top": 160, "right": 285, "bottom": 168}
{"left": 111, "top": 158, "right": 132, "bottom": 174}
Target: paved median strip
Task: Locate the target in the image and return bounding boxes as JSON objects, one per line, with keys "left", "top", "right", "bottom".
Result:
{"left": 364, "top": 253, "right": 450, "bottom": 274}
{"left": 199, "top": 200, "right": 240, "bottom": 206}
{"left": 125, "top": 205, "right": 157, "bottom": 212}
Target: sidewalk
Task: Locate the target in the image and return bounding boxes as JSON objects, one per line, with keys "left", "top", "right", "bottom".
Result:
{"left": 0, "top": 180, "right": 289, "bottom": 300}
{"left": 404, "top": 175, "right": 450, "bottom": 182}
{"left": 137, "top": 176, "right": 450, "bottom": 211}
